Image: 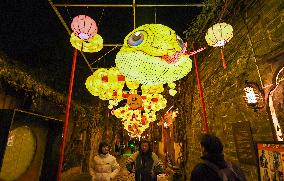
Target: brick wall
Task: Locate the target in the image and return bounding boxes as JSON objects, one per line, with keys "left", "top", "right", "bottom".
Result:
{"left": 184, "top": 0, "right": 284, "bottom": 180}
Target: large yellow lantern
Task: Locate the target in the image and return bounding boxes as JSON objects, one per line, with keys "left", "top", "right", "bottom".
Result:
{"left": 205, "top": 22, "right": 233, "bottom": 69}
{"left": 115, "top": 24, "right": 192, "bottom": 85}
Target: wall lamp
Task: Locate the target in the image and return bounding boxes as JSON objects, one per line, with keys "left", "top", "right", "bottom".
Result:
{"left": 243, "top": 81, "right": 265, "bottom": 112}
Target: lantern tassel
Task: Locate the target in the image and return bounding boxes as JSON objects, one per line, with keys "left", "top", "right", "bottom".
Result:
{"left": 57, "top": 49, "right": 78, "bottom": 181}
{"left": 220, "top": 48, "right": 227, "bottom": 69}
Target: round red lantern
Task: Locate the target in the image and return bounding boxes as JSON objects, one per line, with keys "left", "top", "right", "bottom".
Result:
{"left": 71, "top": 15, "right": 98, "bottom": 40}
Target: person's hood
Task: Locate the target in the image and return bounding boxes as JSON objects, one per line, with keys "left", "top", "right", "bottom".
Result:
{"left": 201, "top": 153, "right": 227, "bottom": 168}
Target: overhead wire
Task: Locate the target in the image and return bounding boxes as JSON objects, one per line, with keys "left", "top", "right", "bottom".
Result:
{"left": 48, "top": 0, "right": 94, "bottom": 73}
{"left": 90, "top": 46, "right": 119, "bottom": 66}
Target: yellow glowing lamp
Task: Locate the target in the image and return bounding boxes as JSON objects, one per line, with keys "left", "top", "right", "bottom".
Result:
{"left": 205, "top": 23, "right": 233, "bottom": 47}
{"left": 126, "top": 78, "right": 140, "bottom": 90}
{"left": 168, "top": 82, "right": 177, "bottom": 96}
{"left": 70, "top": 33, "right": 103, "bottom": 52}
{"left": 205, "top": 22, "right": 233, "bottom": 69}
{"left": 141, "top": 84, "right": 164, "bottom": 94}
{"left": 116, "top": 24, "right": 192, "bottom": 85}
{"left": 85, "top": 67, "right": 125, "bottom": 101}
{"left": 142, "top": 94, "right": 167, "bottom": 112}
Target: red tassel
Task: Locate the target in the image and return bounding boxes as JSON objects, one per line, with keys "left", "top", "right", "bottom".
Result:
{"left": 220, "top": 48, "right": 227, "bottom": 69}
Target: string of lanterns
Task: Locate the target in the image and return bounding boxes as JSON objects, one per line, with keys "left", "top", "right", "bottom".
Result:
{"left": 83, "top": 22, "right": 233, "bottom": 137}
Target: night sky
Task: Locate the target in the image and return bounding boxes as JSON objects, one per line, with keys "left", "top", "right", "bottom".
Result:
{"left": 0, "top": 0, "right": 203, "bottom": 102}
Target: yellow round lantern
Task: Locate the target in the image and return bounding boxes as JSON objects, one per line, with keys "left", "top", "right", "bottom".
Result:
{"left": 85, "top": 67, "right": 125, "bottom": 101}
{"left": 205, "top": 23, "right": 233, "bottom": 47}
{"left": 205, "top": 22, "right": 233, "bottom": 69}
{"left": 70, "top": 33, "right": 103, "bottom": 52}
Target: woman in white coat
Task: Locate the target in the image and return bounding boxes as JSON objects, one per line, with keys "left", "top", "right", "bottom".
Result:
{"left": 90, "top": 142, "right": 120, "bottom": 181}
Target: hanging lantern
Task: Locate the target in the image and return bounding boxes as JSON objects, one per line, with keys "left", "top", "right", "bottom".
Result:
{"left": 127, "top": 94, "right": 143, "bottom": 110}
{"left": 243, "top": 81, "right": 264, "bottom": 112}
{"left": 115, "top": 24, "right": 192, "bottom": 85}
{"left": 70, "top": 15, "right": 103, "bottom": 52}
{"left": 71, "top": 15, "right": 98, "bottom": 41}
{"left": 70, "top": 33, "right": 103, "bottom": 52}
{"left": 85, "top": 67, "right": 125, "bottom": 101}
{"left": 205, "top": 22, "right": 233, "bottom": 69}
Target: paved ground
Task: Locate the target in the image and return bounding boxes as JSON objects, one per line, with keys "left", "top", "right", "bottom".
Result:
{"left": 114, "top": 154, "right": 135, "bottom": 181}
{"left": 61, "top": 151, "right": 173, "bottom": 181}
{"left": 62, "top": 152, "right": 135, "bottom": 181}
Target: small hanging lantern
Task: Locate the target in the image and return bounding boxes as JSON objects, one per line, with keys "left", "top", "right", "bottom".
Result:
{"left": 70, "top": 33, "right": 103, "bottom": 52}
{"left": 71, "top": 15, "right": 98, "bottom": 40}
{"left": 205, "top": 22, "right": 233, "bottom": 69}
{"left": 243, "top": 81, "right": 265, "bottom": 112}
{"left": 127, "top": 94, "right": 143, "bottom": 110}
{"left": 70, "top": 15, "right": 103, "bottom": 52}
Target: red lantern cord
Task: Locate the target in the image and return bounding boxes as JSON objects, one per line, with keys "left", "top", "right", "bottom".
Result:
{"left": 192, "top": 43, "right": 209, "bottom": 133}
{"left": 220, "top": 48, "right": 227, "bottom": 69}
{"left": 57, "top": 49, "right": 78, "bottom": 181}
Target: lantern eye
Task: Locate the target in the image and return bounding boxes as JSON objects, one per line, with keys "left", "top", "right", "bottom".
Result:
{"left": 176, "top": 35, "right": 184, "bottom": 49}
{"left": 128, "top": 31, "right": 146, "bottom": 46}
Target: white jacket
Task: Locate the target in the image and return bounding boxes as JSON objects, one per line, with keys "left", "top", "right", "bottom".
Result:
{"left": 89, "top": 154, "right": 120, "bottom": 181}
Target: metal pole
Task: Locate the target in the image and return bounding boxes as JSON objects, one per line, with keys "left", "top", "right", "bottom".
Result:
{"left": 133, "top": 0, "right": 136, "bottom": 29}
{"left": 137, "top": 4, "right": 206, "bottom": 7}
{"left": 192, "top": 42, "right": 209, "bottom": 133}
{"left": 54, "top": 3, "right": 207, "bottom": 7}
{"left": 103, "top": 44, "right": 123, "bottom": 47}
{"left": 57, "top": 49, "right": 78, "bottom": 181}
{"left": 90, "top": 46, "right": 118, "bottom": 65}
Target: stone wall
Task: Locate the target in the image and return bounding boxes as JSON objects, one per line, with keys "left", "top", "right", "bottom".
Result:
{"left": 184, "top": 0, "right": 284, "bottom": 180}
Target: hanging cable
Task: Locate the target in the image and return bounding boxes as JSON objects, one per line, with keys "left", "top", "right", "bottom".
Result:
{"left": 133, "top": 0, "right": 136, "bottom": 29}
{"left": 97, "top": 9, "right": 105, "bottom": 26}
{"left": 90, "top": 46, "right": 118, "bottom": 65}
{"left": 247, "top": 34, "right": 264, "bottom": 88}
{"left": 242, "top": 14, "right": 264, "bottom": 88}
{"left": 154, "top": 7, "right": 157, "bottom": 24}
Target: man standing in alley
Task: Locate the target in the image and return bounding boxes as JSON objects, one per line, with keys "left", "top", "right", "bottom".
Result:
{"left": 89, "top": 142, "right": 120, "bottom": 181}
{"left": 190, "top": 134, "right": 246, "bottom": 181}
{"left": 126, "top": 139, "right": 164, "bottom": 181}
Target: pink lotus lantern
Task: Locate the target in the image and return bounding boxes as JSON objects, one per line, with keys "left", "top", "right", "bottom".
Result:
{"left": 71, "top": 15, "right": 98, "bottom": 41}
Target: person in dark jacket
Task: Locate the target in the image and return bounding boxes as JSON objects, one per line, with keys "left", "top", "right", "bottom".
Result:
{"left": 190, "top": 134, "right": 246, "bottom": 181}
{"left": 126, "top": 140, "right": 164, "bottom": 181}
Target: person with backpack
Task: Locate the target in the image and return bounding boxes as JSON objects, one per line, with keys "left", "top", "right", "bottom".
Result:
{"left": 190, "top": 134, "right": 247, "bottom": 181}
{"left": 126, "top": 139, "right": 164, "bottom": 181}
